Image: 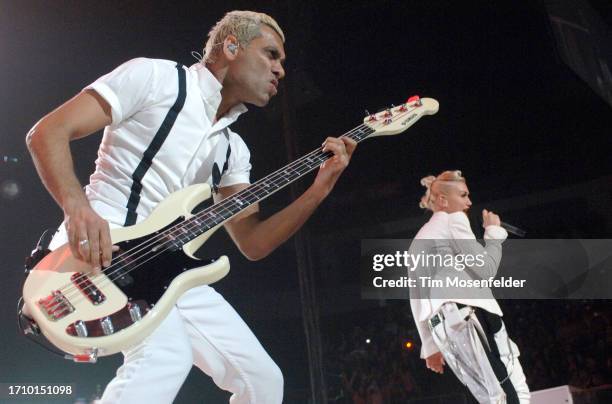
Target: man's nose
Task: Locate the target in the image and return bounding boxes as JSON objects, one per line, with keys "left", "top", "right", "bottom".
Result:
{"left": 273, "top": 62, "right": 285, "bottom": 80}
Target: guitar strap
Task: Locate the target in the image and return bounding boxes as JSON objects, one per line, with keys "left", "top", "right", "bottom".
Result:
{"left": 124, "top": 64, "right": 187, "bottom": 226}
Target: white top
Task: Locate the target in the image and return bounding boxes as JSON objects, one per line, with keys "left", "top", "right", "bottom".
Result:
{"left": 83, "top": 58, "right": 252, "bottom": 226}
{"left": 409, "top": 211, "right": 508, "bottom": 358}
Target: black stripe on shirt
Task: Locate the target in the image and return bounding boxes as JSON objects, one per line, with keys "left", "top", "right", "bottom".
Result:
{"left": 124, "top": 63, "right": 187, "bottom": 226}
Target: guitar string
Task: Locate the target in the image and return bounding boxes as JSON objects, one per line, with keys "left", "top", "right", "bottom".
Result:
{"left": 44, "top": 103, "right": 421, "bottom": 313}
{"left": 83, "top": 104, "right": 422, "bottom": 301}
{"left": 45, "top": 122, "right": 374, "bottom": 310}
{"left": 42, "top": 103, "right": 419, "bottom": 314}
{"left": 43, "top": 129, "right": 366, "bottom": 316}
{"left": 44, "top": 104, "right": 422, "bottom": 313}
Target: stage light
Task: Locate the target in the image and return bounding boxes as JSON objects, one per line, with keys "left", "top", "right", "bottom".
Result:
{"left": 365, "top": 338, "right": 371, "bottom": 344}
{"left": 1, "top": 179, "right": 20, "bottom": 200}
{"left": 404, "top": 340, "right": 414, "bottom": 350}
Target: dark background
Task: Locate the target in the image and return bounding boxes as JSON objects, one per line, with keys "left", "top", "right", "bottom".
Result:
{"left": 1, "top": 0, "right": 611, "bottom": 402}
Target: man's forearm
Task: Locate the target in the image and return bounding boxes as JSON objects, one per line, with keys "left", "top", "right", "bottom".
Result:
{"left": 228, "top": 183, "right": 327, "bottom": 260}
{"left": 223, "top": 136, "right": 356, "bottom": 261}
{"left": 26, "top": 124, "right": 88, "bottom": 211}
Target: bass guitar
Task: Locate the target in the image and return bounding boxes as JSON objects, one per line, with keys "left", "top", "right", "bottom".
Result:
{"left": 22, "top": 96, "right": 439, "bottom": 362}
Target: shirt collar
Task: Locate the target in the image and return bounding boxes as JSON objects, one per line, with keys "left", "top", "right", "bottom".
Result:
{"left": 189, "top": 63, "right": 248, "bottom": 125}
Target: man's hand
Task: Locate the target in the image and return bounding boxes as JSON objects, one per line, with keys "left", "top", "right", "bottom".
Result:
{"left": 482, "top": 209, "right": 501, "bottom": 228}
{"left": 425, "top": 351, "right": 445, "bottom": 374}
{"left": 64, "top": 197, "right": 113, "bottom": 271}
{"left": 312, "top": 136, "right": 357, "bottom": 198}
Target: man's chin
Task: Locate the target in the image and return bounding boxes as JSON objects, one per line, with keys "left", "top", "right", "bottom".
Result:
{"left": 250, "top": 95, "right": 271, "bottom": 107}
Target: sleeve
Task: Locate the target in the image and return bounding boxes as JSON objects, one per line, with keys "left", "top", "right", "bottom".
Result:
{"left": 410, "top": 299, "right": 440, "bottom": 359}
{"left": 448, "top": 212, "right": 507, "bottom": 279}
{"left": 218, "top": 131, "right": 252, "bottom": 187}
{"left": 408, "top": 239, "right": 440, "bottom": 359}
{"left": 84, "top": 57, "right": 157, "bottom": 125}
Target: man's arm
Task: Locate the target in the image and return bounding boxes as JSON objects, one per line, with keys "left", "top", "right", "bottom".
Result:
{"left": 215, "top": 136, "right": 357, "bottom": 261}
{"left": 26, "top": 90, "right": 113, "bottom": 270}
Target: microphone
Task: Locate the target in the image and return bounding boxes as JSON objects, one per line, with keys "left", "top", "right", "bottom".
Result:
{"left": 500, "top": 221, "right": 527, "bottom": 237}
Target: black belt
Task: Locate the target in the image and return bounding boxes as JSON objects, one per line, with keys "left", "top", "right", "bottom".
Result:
{"left": 429, "top": 303, "right": 469, "bottom": 328}
{"left": 430, "top": 313, "right": 443, "bottom": 328}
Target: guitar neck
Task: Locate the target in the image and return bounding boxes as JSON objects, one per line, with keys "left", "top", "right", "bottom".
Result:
{"left": 160, "top": 96, "right": 440, "bottom": 248}
{"left": 171, "top": 124, "right": 376, "bottom": 246}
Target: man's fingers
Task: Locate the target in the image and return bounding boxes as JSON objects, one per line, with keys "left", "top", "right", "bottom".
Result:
{"left": 322, "top": 138, "right": 344, "bottom": 154}
{"left": 85, "top": 226, "right": 101, "bottom": 270}
{"left": 77, "top": 227, "right": 90, "bottom": 262}
{"left": 341, "top": 137, "right": 357, "bottom": 156}
{"left": 321, "top": 137, "right": 351, "bottom": 169}
{"left": 99, "top": 225, "right": 113, "bottom": 267}
{"left": 66, "top": 228, "right": 81, "bottom": 259}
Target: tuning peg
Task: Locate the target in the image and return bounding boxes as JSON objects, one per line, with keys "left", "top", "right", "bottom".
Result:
{"left": 365, "top": 109, "right": 377, "bottom": 121}
{"left": 407, "top": 95, "right": 422, "bottom": 106}
{"left": 383, "top": 109, "right": 393, "bottom": 118}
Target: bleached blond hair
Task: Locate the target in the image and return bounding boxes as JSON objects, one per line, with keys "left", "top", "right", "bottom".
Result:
{"left": 203, "top": 10, "right": 285, "bottom": 64}
{"left": 419, "top": 170, "right": 466, "bottom": 211}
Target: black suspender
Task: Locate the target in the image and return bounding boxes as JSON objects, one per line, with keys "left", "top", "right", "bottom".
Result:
{"left": 124, "top": 63, "right": 187, "bottom": 226}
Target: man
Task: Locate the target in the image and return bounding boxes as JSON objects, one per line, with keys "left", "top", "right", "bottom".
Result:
{"left": 25, "top": 11, "right": 356, "bottom": 403}
{"left": 408, "top": 170, "right": 530, "bottom": 403}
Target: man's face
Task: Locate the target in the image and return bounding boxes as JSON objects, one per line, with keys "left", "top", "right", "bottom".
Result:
{"left": 441, "top": 182, "right": 472, "bottom": 214}
{"left": 227, "top": 25, "right": 286, "bottom": 107}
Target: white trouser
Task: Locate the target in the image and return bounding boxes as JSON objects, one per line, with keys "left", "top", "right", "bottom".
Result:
{"left": 493, "top": 322, "right": 530, "bottom": 404}
{"left": 99, "top": 285, "right": 283, "bottom": 404}
{"left": 48, "top": 223, "right": 283, "bottom": 403}
{"left": 430, "top": 304, "right": 530, "bottom": 404}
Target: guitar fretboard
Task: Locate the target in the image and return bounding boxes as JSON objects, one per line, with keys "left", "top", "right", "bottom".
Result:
{"left": 162, "top": 125, "right": 376, "bottom": 249}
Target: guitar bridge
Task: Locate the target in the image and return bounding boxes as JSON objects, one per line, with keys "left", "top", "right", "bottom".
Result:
{"left": 37, "top": 291, "right": 74, "bottom": 321}
{"left": 66, "top": 300, "right": 150, "bottom": 338}
{"left": 71, "top": 273, "right": 106, "bottom": 305}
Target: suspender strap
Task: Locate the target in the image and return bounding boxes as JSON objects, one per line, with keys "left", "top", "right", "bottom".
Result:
{"left": 211, "top": 128, "right": 232, "bottom": 193}
{"left": 124, "top": 63, "right": 187, "bottom": 226}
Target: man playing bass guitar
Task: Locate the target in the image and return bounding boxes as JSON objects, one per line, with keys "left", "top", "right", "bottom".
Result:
{"left": 26, "top": 10, "right": 356, "bottom": 404}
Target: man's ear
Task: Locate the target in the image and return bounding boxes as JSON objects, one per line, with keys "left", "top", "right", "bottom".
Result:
{"left": 223, "top": 35, "right": 240, "bottom": 60}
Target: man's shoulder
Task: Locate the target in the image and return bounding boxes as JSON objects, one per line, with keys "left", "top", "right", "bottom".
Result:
{"left": 225, "top": 129, "right": 251, "bottom": 155}
{"left": 117, "top": 57, "right": 184, "bottom": 74}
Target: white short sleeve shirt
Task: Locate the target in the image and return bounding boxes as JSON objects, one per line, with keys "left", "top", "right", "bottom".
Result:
{"left": 83, "top": 58, "right": 251, "bottom": 226}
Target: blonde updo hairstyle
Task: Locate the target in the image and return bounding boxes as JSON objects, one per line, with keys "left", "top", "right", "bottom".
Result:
{"left": 419, "top": 170, "right": 466, "bottom": 211}
{"left": 203, "top": 10, "right": 285, "bottom": 64}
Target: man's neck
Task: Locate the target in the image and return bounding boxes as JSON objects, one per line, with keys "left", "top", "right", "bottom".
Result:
{"left": 205, "top": 63, "right": 239, "bottom": 121}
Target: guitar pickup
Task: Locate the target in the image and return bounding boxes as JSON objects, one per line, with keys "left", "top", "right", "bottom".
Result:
{"left": 71, "top": 273, "right": 106, "bottom": 305}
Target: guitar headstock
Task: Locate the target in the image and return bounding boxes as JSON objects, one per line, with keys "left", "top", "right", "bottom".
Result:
{"left": 363, "top": 96, "right": 439, "bottom": 138}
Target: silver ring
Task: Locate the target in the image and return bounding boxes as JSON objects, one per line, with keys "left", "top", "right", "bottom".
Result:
{"left": 79, "top": 239, "right": 89, "bottom": 247}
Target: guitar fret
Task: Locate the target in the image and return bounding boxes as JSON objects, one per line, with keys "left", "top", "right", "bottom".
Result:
{"left": 171, "top": 124, "right": 378, "bottom": 249}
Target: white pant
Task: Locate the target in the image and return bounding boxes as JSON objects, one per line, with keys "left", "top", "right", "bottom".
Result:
{"left": 99, "top": 285, "right": 283, "bottom": 403}
{"left": 48, "top": 223, "right": 283, "bottom": 403}
{"left": 431, "top": 304, "right": 530, "bottom": 404}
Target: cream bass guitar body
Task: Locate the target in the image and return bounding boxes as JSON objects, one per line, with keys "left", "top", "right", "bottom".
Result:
{"left": 22, "top": 96, "right": 439, "bottom": 362}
